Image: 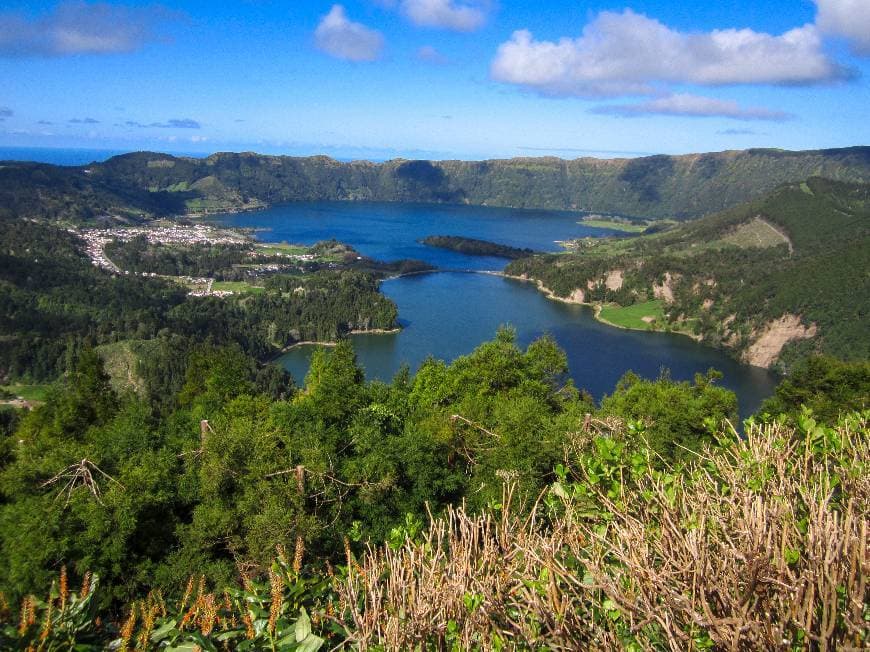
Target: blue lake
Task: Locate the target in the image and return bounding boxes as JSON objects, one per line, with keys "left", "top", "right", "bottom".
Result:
{"left": 215, "top": 201, "right": 777, "bottom": 418}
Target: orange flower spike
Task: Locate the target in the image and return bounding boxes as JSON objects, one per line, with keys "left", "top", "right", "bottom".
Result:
{"left": 268, "top": 568, "right": 283, "bottom": 636}
{"left": 180, "top": 576, "right": 194, "bottom": 613}
{"left": 243, "top": 609, "right": 255, "bottom": 640}
{"left": 276, "top": 543, "right": 288, "bottom": 567}
{"left": 39, "top": 596, "right": 53, "bottom": 642}
{"left": 118, "top": 605, "right": 137, "bottom": 652}
{"left": 58, "top": 566, "right": 68, "bottom": 612}
{"left": 200, "top": 594, "right": 217, "bottom": 636}
{"left": 19, "top": 595, "right": 35, "bottom": 636}
{"left": 79, "top": 572, "right": 92, "bottom": 600}
{"left": 293, "top": 535, "right": 305, "bottom": 574}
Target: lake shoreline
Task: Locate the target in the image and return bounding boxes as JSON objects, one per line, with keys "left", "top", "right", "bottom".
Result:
{"left": 497, "top": 272, "right": 705, "bottom": 343}
{"left": 276, "top": 327, "right": 403, "bottom": 354}
{"left": 384, "top": 268, "right": 707, "bottom": 345}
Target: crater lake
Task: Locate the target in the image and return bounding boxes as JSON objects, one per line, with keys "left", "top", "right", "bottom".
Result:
{"left": 214, "top": 201, "right": 777, "bottom": 418}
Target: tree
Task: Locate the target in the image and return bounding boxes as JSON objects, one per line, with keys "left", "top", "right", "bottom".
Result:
{"left": 600, "top": 370, "right": 737, "bottom": 461}
{"left": 759, "top": 356, "right": 870, "bottom": 423}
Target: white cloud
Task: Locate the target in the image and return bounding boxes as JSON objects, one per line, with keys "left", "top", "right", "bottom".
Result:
{"left": 815, "top": 0, "right": 870, "bottom": 56}
{"left": 417, "top": 45, "right": 447, "bottom": 63}
{"left": 594, "top": 93, "right": 793, "bottom": 121}
{"left": 400, "top": 0, "right": 487, "bottom": 32}
{"left": 491, "top": 10, "right": 849, "bottom": 98}
{"left": 0, "top": 1, "right": 179, "bottom": 57}
{"left": 315, "top": 5, "right": 384, "bottom": 62}
{"left": 718, "top": 128, "right": 760, "bottom": 136}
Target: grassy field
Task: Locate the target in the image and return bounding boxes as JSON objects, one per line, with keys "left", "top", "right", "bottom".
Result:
{"left": 598, "top": 300, "right": 666, "bottom": 330}
{"left": 255, "top": 242, "right": 309, "bottom": 256}
{"left": 580, "top": 218, "right": 649, "bottom": 233}
{"left": 0, "top": 383, "right": 52, "bottom": 402}
{"left": 717, "top": 217, "right": 790, "bottom": 249}
{"left": 212, "top": 281, "right": 266, "bottom": 294}
{"left": 95, "top": 340, "right": 162, "bottom": 395}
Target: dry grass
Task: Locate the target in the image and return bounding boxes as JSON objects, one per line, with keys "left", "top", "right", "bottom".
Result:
{"left": 339, "top": 417, "right": 869, "bottom": 651}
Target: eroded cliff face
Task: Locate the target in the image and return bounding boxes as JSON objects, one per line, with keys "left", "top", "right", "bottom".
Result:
{"left": 652, "top": 272, "right": 679, "bottom": 304}
{"left": 742, "top": 314, "right": 818, "bottom": 368}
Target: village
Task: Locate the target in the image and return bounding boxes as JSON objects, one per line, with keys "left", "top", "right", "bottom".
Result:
{"left": 70, "top": 223, "right": 318, "bottom": 296}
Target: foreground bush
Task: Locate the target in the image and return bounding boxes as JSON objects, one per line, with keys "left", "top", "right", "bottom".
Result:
{"left": 340, "top": 413, "right": 868, "bottom": 650}
{"left": 1, "top": 412, "right": 867, "bottom": 650}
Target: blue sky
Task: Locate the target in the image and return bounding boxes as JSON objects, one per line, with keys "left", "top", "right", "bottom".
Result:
{"left": 1, "top": 0, "right": 868, "bottom": 159}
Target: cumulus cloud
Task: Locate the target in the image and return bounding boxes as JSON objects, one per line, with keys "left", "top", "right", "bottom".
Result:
{"left": 594, "top": 94, "right": 793, "bottom": 121}
{"left": 815, "top": 0, "right": 870, "bottom": 56}
{"left": 400, "top": 0, "right": 487, "bottom": 32}
{"left": 0, "top": 107, "right": 12, "bottom": 121}
{"left": 491, "top": 9, "right": 849, "bottom": 98}
{"left": 69, "top": 117, "right": 99, "bottom": 124}
{"left": 417, "top": 45, "right": 447, "bottom": 63}
{"left": 0, "top": 1, "right": 179, "bottom": 57}
{"left": 315, "top": 5, "right": 384, "bottom": 62}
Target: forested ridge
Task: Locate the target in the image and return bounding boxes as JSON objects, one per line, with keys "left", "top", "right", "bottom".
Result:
{"left": 1, "top": 146, "right": 869, "bottom": 222}
{"left": 507, "top": 177, "right": 870, "bottom": 370}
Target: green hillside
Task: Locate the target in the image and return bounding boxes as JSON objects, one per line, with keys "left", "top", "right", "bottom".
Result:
{"left": 2, "top": 146, "right": 869, "bottom": 222}
{"left": 0, "top": 221, "right": 400, "bottom": 383}
{"left": 506, "top": 177, "right": 870, "bottom": 369}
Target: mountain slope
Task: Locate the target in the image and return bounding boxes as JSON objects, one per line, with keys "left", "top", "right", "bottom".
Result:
{"left": 1, "top": 147, "right": 869, "bottom": 222}
{"left": 506, "top": 177, "right": 870, "bottom": 369}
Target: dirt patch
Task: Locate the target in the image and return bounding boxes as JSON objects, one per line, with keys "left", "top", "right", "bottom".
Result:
{"left": 568, "top": 288, "right": 585, "bottom": 303}
{"left": 0, "top": 398, "right": 34, "bottom": 410}
{"left": 604, "top": 269, "right": 624, "bottom": 291}
{"left": 502, "top": 274, "right": 588, "bottom": 305}
{"left": 653, "top": 272, "right": 679, "bottom": 303}
{"left": 641, "top": 316, "right": 656, "bottom": 324}
{"left": 702, "top": 299, "right": 714, "bottom": 310}
{"left": 742, "top": 314, "right": 817, "bottom": 368}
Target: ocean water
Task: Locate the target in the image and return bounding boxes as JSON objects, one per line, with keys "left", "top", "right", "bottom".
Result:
{"left": 0, "top": 147, "right": 206, "bottom": 166}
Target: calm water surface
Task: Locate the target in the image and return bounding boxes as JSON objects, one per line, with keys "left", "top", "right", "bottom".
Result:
{"left": 216, "top": 200, "right": 627, "bottom": 270}
{"left": 215, "top": 202, "right": 777, "bottom": 418}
